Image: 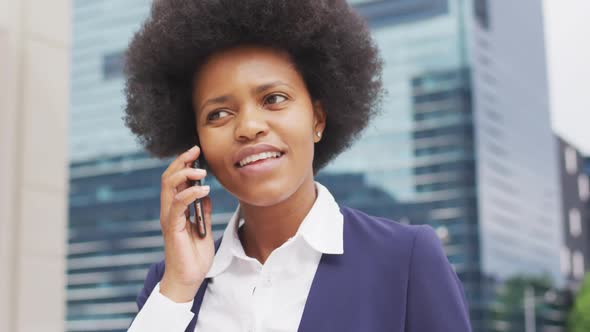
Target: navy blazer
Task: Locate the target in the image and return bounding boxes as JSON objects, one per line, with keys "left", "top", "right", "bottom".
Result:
{"left": 136, "top": 206, "right": 472, "bottom": 331}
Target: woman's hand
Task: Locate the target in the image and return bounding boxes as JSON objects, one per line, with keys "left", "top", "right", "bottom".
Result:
{"left": 158, "top": 145, "right": 214, "bottom": 303}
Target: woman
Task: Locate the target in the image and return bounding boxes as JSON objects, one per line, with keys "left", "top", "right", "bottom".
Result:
{"left": 125, "top": 0, "right": 472, "bottom": 331}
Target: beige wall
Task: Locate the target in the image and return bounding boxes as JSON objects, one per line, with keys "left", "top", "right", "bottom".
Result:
{"left": 0, "top": 0, "right": 70, "bottom": 331}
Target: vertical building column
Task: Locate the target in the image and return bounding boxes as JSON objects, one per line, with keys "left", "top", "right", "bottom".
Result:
{"left": 0, "top": 0, "right": 70, "bottom": 331}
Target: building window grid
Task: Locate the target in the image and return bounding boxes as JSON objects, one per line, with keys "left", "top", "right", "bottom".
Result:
{"left": 568, "top": 208, "right": 582, "bottom": 238}
{"left": 578, "top": 174, "right": 589, "bottom": 201}
{"left": 102, "top": 51, "right": 125, "bottom": 80}
{"left": 561, "top": 247, "right": 571, "bottom": 276}
{"left": 572, "top": 251, "right": 585, "bottom": 279}
{"left": 565, "top": 147, "right": 578, "bottom": 175}
{"left": 413, "top": 124, "right": 473, "bottom": 139}
{"left": 415, "top": 144, "right": 472, "bottom": 157}
{"left": 413, "top": 107, "right": 469, "bottom": 122}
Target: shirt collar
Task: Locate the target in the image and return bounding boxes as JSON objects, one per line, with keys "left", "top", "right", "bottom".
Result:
{"left": 206, "top": 181, "right": 344, "bottom": 278}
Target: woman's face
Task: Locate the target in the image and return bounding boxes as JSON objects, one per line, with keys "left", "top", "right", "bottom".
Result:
{"left": 192, "top": 45, "right": 326, "bottom": 207}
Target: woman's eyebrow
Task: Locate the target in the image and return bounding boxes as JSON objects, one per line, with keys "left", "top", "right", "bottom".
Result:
{"left": 200, "top": 95, "right": 232, "bottom": 111}
{"left": 253, "top": 81, "right": 293, "bottom": 94}
{"left": 199, "top": 81, "right": 293, "bottom": 111}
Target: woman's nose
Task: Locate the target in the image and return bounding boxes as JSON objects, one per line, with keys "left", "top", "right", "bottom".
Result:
{"left": 234, "top": 106, "right": 269, "bottom": 141}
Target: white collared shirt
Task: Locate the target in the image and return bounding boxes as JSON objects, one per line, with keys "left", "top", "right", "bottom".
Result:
{"left": 128, "top": 181, "right": 344, "bottom": 332}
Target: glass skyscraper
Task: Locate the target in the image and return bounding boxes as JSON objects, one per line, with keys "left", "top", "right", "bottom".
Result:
{"left": 68, "top": 0, "right": 563, "bottom": 331}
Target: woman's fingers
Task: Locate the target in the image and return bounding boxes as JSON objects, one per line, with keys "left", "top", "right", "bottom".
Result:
{"left": 161, "top": 156, "right": 206, "bottom": 220}
{"left": 169, "top": 185, "right": 211, "bottom": 221}
{"left": 162, "top": 146, "right": 200, "bottom": 180}
{"left": 167, "top": 168, "right": 207, "bottom": 192}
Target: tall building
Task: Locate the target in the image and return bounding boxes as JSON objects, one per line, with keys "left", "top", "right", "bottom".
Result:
{"left": 68, "top": 2, "right": 156, "bottom": 330}
{"left": 556, "top": 137, "right": 590, "bottom": 289}
{"left": 469, "top": 0, "right": 562, "bottom": 285}
{"left": 69, "top": 0, "right": 151, "bottom": 163}
{"left": 68, "top": 0, "right": 563, "bottom": 331}
{"left": 348, "top": 0, "right": 563, "bottom": 329}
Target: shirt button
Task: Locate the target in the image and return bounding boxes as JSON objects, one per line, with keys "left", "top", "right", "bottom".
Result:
{"left": 260, "top": 273, "right": 272, "bottom": 287}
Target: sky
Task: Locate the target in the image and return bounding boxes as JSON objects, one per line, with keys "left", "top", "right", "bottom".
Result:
{"left": 543, "top": 0, "right": 590, "bottom": 155}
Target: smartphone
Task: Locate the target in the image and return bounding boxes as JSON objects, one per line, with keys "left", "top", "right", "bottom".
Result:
{"left": 191, "top": 158, "right": 207, "bottom": 238}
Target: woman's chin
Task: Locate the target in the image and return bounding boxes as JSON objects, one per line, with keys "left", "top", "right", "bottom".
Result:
{"left": 226, "top": 177, "right": 296, "bottom": 207}
{"left": 237, "top": 186, "right": 293, "bottom": 208}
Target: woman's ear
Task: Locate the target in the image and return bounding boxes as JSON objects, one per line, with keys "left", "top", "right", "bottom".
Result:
{"left": 313, "top": 100, "right": 326, "bottom": 143}
{"left": 200, "top": 153, "right": 218, "bottom": 179}
{"left": 195, "top": 137, "right": 215, "bottom": 177}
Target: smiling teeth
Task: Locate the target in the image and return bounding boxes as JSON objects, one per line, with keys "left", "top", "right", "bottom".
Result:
{"left": 239, "top": 151, "right": 282, "bottom": 167}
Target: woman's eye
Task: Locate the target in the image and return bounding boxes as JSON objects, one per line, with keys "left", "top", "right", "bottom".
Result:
{"left": 208, "top": 110, "right": 230, "bottom": 121}
{"left": 265, "top": 94, "right": 287, "bottom": 105}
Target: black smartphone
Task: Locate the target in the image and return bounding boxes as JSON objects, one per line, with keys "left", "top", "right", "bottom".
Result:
{"left": 191, "top": 158, "right": 207, "bottom": 238}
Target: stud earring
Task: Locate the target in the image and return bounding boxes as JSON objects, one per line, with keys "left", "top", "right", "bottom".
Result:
{"left": 316, "top": 132, "right": 322, "bottom": 138}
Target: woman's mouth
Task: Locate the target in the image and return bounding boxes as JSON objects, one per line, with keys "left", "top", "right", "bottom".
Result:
{"left": 234, "top": 152, "right": 285, "bottom": 175}
{"left": 235, "top": 151, "right": 285, "bottom": 168}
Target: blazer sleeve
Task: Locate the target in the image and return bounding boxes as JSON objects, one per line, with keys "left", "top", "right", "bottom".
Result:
{"left": 405, "top": 225, "right": 472, "bottom": 332}
{"left": 127, "top": 260, "right": 165, "bottom": 329}
{"left": 136, "top": 261, "right": 164, "bottom": 310}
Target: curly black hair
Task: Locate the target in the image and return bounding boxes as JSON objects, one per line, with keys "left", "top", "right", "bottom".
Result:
{"left": 124, "top": 0, "right": 383, "bottom": 173}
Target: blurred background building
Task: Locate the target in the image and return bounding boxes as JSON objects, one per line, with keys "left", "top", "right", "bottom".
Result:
{"left": 0, "top": 0, "right": 70, "bottom": 331}
{"left": 0, "top": 0, "right": 571, "bottom": 331}
{"left": 557, "top": 137, "right": 590, "bottom": 289}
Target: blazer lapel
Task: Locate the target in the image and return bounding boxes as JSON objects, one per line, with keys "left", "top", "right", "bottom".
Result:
{"left": 297, "top": 253, "right": 348, "bottom": 332}
{"left": 298, "top": 213, "right": 356, "bottom": 332}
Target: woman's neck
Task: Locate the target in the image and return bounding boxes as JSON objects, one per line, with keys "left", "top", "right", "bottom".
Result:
{"left": 238, "top": 177, "right": 317, "bottom": 264}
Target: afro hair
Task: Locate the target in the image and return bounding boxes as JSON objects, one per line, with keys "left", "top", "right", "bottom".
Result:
{"left": 124, "top": 0, "right": 383, "bottom": 173}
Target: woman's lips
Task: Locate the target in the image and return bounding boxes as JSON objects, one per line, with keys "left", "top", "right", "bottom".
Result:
{"left": 235, "top": 153, "right": 285, "bottom": 176}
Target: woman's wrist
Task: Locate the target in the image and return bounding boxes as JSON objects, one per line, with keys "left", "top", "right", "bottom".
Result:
{"left": 159, "top": 275, "right": 202, "bottom": 303}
